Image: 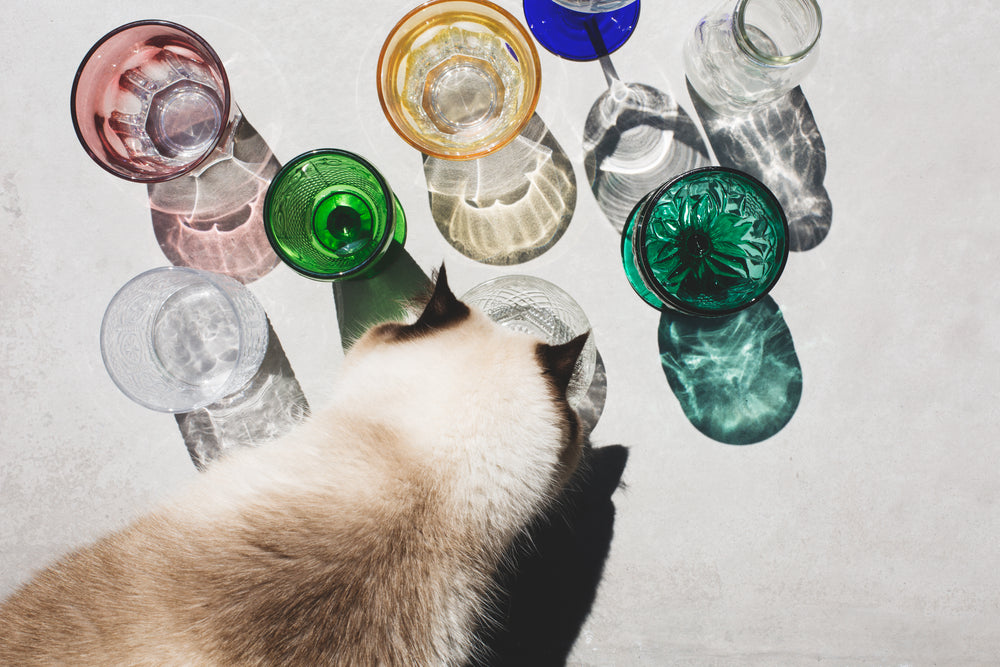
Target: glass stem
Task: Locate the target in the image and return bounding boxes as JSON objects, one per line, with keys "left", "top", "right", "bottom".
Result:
{"left": 599, "top": 53, "right": 622, "bottom": 88}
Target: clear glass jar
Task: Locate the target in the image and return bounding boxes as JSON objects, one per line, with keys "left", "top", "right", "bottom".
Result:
{"left": 684, "top": 0, "right": 821, "bottom": 115}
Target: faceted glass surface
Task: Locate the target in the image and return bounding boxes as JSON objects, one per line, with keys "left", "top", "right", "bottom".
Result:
{"left": 623, "top": 168, "right": 788, "bottom": 316}
{"left": 461, "top": 274, "right": 597, "bottom": 407}
{"left": 263, "top": 150, "right": 405, "bottom": 281}
{"left": 377, "top": 0, "right": 541, "bottom": 160}
{"left": 71, "top": 20, "right": 231, "bottom": 182}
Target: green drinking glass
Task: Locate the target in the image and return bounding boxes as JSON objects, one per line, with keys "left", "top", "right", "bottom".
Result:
{"left": 621, "top": 167, "right": 788, "bottom": 316}
{"left": 263, "top": 149, "right": 406, "bottom": 281}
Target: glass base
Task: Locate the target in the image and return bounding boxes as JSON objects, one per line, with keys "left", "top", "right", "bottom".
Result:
{"left": 523, "top": 0, "right": 640, "bottom": 61}
{"left": 152, "top": 283, "right": 239, "bottom": 388}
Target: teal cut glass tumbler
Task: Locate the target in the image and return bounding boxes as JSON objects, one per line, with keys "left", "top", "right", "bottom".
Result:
{"left": 263, "top": 149, "right": 406, "bottom": 281}
{"left": 621, "top": 167, "right": 788, "bottom": 316}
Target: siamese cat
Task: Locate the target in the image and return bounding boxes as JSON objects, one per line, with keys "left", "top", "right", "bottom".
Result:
{"left": 0, "top": 267, "right": 588, "bottom": 666}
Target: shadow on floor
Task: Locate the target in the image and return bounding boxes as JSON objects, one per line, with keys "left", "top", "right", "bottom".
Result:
{"left": 472, "top": 443, "right": 629, "bottom": 666}
{"left": 584, "top": 56, "right": 711, "bottom": 233}
{"left": 686, "top": 81, "right": 832, "bottom": 252}
{"left": 658, "top": 295, "right": 802, "bottom": 445}
{"left": 423, "top": 113, "right": 577, "bottom": 265}
{"left": 148, "top": 112, "right": 282, "bottom": 283}
{"left": 175, "top": 318, "right": 309, "bottom": 470}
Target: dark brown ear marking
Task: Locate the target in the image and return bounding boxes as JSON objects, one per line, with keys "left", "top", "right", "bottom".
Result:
{"left": 536, "top": 332, "right": 589, "bottom": 396}
{"left": 402, "top": 264, "right": 470, "bottom": 339}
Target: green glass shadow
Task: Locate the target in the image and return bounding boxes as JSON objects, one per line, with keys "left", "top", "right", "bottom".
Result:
{"left": 658, "top": 295, "right": 802, "bottom": 445}
{"left": 622, "top": 167, "right": 788, "bottom": 317}
{"left": 332, "top": 242, "right": 432, "bottom": 351}
{"left": 263, "top": 149, "right": 406, "bottom": 281}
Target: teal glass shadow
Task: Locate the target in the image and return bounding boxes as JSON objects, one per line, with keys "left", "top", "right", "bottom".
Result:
{"left": 658, "top": 295, "right": 802, "bottom": 445}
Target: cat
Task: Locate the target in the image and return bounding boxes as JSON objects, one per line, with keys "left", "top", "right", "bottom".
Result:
{"left": 0, "top": 266, "right": 589, "bottom": 666}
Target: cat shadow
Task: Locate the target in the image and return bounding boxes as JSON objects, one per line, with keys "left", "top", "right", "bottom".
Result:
{"left": 423, "top": 113, "right": 577, "bottom": 265}
{"left": 584, "top": 56, "right": 711, "bottom": 233}
{"left": 658, "top": 295, "right": 802, "bottom": 445}
{"left": 472, "top": 442, "right": 629, "bottom": 666}
{"left": 175, "top": 318, "right": 310, "bottom": 470}
{"left": 686, "top": 80, "right": 832, "bottom": 252}
{"left": 148, "top": 112, "right": 282, "bottom": 284}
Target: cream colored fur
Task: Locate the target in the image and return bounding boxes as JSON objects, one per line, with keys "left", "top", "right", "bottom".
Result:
{"left": 0, "top": 276, "right": 584, "bottom": 666}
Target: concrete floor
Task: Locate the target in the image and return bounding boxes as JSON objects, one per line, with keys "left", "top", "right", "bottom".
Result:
{"left": 3, "top": 1, "right": 999, "bottom": 663}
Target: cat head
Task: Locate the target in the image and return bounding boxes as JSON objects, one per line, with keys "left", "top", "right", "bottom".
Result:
{"left": 340, "top": 265, "right": 588, "bottom": 496}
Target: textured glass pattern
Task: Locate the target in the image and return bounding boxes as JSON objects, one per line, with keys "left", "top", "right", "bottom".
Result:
{"left": 624, "top": 168, "right": 787, "bottom": 316}
{"left": 378, "top": 0, "right": 540, "bottom": 160}
{"left": 100, "top": 267, "right": 268, "bottom": 413}
{"left": 461, "top": 275, "right": 596, "bottom": 407}
{"left": 71, "top": 21, "right": 232, "bottom": 182}
{"left": 263, "top": 150, "right": 405, "bottom": 281}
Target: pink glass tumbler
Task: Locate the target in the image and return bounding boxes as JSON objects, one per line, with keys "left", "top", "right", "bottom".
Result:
{"left": 71, "top": 20, "right": 235, "bottom": 183}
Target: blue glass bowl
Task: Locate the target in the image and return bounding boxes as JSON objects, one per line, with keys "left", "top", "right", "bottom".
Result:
{"left": 523, "top": 0, "right": 640, "bottom": 62}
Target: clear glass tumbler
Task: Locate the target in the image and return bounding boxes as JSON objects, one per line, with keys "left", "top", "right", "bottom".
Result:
{"left": 461, "top": 275, "right": 596, "bottom": 406}
{"left": 100, "top": 267, "right": 269, "bottom": 412}
{"left": 684, "top": 0, "right": 821, "bottom": 115}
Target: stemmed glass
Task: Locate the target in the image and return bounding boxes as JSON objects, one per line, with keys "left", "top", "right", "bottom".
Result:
{"left": 522, "top": 0, "right": 640, "bottom": 61}
{"left": 262, "top": 149, "right": 406, "bottom": 281}
{"left": 523, "top": 1, "right": 711, "bottom": 234}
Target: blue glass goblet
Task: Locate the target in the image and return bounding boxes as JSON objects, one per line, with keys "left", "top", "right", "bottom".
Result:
{"left": 523, "top": 0, "right": 640, "bottom": 62}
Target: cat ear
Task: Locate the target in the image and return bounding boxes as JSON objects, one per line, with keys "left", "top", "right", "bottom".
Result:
{"left": 537, "top": 333, "right": 589, "bottom": 395}
{"left": 412, "top": 264, "right": 470, "bottom": 333}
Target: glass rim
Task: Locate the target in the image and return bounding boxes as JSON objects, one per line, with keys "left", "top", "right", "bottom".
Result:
{"left": 100, "top": 266, "right": 254, "bottom": 412}
{"left": 262, "top": 148, "right": 398, "bottom": 281}
{"left": 549, "top": 0, "right": 639, "bottom": 12}
{"left": 734, "top": 0, "right": 822, "bottom": 66}
{"left": 375, "top": 0, "right": 542, "bottom": 160}
{"left": 460, "top": 273, "right": 597, "bottom": 404}
{"left": 70, "top": 18, "right": 233, "bottom": 184}
{"left": 460, "top": 274, "right": 595, "bottom": 339}
{"left": 628, "top": 166, "right": 790, "bottom": 317}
